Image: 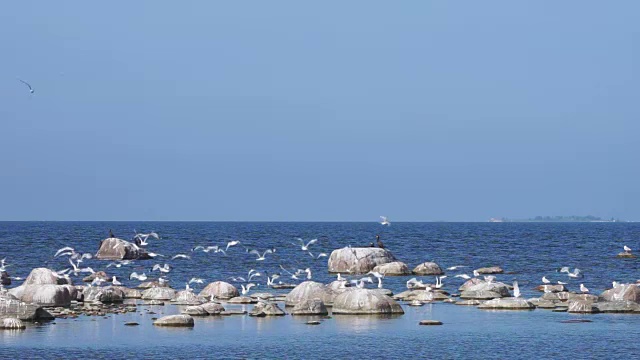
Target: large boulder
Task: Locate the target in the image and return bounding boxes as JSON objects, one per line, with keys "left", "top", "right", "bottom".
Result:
{"left": 332, "top": 289, "right": 404, "bottom": 315}
{"left": 412, "top": 262, "right": 444, "bottom": 276}
{"left": 182, "top": 305, "right": 209, "bottom": 316}
{"left": 595, "top": 300, "right": 640, "bottom": 313}
{"left": 474, "top": 266, "right": 504, "bottom": 274}
{"left": 0, "top": 294, "right": 52, "bottom": 321}
{"left": 477, "top": 298, "right": 535, "bottom": 310}
{"left": 23, "top": 268, "right": 71, "bottom": 286}
{"left": 9, "top": 284, "right": 75, "bottom": 307}
{"left": 600, "top": 284, "right": 640, "bottom": 303}
{"left": 83, "top": 286, "right": 124, "bottom": 303}
{"left": 172, "top": 290, "right": 203, "bottom": 305}
{"left": 372, "top": 262, "right": 411, "bottom": 276}
{"left": 95, "top": 238, "right": 146, "bottom": 260}
{"left": 198, "top": 281, "right": 239, "bottom": 300}
{"left": 249, "top": 301, "right": 286, "bottom": 317}
{"left": 153, "top": 314, "right": 194, "bottom": 327}
{"left": 328, "top": 247, "right": 397, "bottom": 274}
{"left": 141, "top": 287, "right": 176, "bottom": 301}
{"left": 285, "top": 281, "right": 340, "bottom": 307}
{"left": 290, "top": 299, "right": 329, "bottom": 316}
{"left": 568, "top": 299, "right": 598, "bottom": 313}
{"left": 393, "top": 290, "right": 449, "bottom": 302}
{"left": 459, "top": 281, "right": 511, "bottom": 300}
{"left": 201, "top": 302, "right": 225, "bottom": 315}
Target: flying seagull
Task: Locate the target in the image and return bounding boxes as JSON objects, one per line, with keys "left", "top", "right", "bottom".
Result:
{"left": 18, "top": 78, "right": 34, "bottom": 94}
{"left": 380, "top": 216, "right": 391, "bottom": 226}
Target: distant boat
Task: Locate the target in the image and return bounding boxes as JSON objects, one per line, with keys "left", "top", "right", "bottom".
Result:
{"left": 489, "top": 218, "right": 504, "bottom": 223}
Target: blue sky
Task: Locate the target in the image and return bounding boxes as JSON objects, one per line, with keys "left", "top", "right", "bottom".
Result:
{"left": 0, "top": 2, "right": 638, "bottom": 221}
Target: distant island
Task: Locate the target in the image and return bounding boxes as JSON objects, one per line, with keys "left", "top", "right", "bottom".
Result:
{"left": 489, "top": 215, "right": 621, "bottom": 223}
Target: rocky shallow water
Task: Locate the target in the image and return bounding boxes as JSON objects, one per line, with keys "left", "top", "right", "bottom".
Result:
{"left": 1, "top": 221, "right": 639, "bottom": 358}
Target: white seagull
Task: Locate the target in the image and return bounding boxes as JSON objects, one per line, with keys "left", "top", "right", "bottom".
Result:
{"left": 455, "top": 274, "right": 471, "bottom": 280}
{"left": 171, "top": 254, "right": 191, "bottom": 260}
{"left": 294, "top": 238, "right": 317, "bottom": 251}
{"left": 542, "top": 276, "right": 550, "bottom": 284}
{"left": 241, "top": 283, "right": 256, "bottom": 295}
{"left": 367, "top": 271, "right": 385, "bottom": 288}
{"left": 192, "top": 245, "right": 220, "bottom": 253}
{"left": 133, "top": 231, "right": 159, "bottom": 246}
{"left": 112, "top": 276, "right": 122, "bottom": 286}
{"left": 249, "top": 249, "right": 274, "bottom": 261}
{"left": 189, "top": 277, "right": 204, "bottom": 284}
{"left": 129, "top": 272, "right": 147, "bottom": 281}
{"left": 624, "top": 245, "right": 632, "bottom": 253}
{"left": 380, "top": 216, "right": 391, "bottom": 226}
{"left": 580, "top": 284, "right": 589, "bottom": 293}
{"left": 152, "top": 264, "right": 171, "bottom": 273}
{"left": 513, "top": 281, "right": 521, "bottom": 298}
{"left": 226, "top": 240, "right": 241, "bottom": 251}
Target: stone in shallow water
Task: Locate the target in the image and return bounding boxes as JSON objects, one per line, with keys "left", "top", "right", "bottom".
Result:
{"left": 561, "top": 319, "right": 592, "bottom": 323}
{"left": 153, "top": 315, "right": 194, "bottom": 327}
{"left": 1, "top": 317, "right": 26, "bottom": 329}
{"left": 567, "top": 300, "right": 599, "bottom": 314}
{"left": 306, "top": 321, "right": 321, "bottom": 325}
{"left": 408, "top": 300, "right": 423, "bottom": 306}
{"left": 477, "top": 298, "right": 535, "bottom": 310}
{"left": 249, "top": 301, "right": 285, "bottom": 317}
{"left": 332, "top": 289, "right": 404, "bottom": 315}
{"left": 455, "top": 300, "right": 480, "bottom": 306}
{"left": 124, "top": 322, "right": 139, "bottom": 326}
{"left": 371, "top": 261, "right": 411, "bottom": 276}
{"left": 227, "top": 296, "right": 256, "bottom": 304}
{"left": 419, "top": 320, "right": 443, "bottom": 326}
{"left": 412, "top": 262, "right": 444, "bottom": 276}
{"left": 474, "top": 266, "right": 504, "bottom": 274}
{"left": 220, "top": 310, "right": 247, "bottom": 316}
{"left": 328, "top": 247, "right": 398, "bottom": 274}
{"left": 198, "top": 281, "right": 239, "bottom": 300}
{"left": 183, "top": 305, "right": 208, "bottom": 316}
{"left": 290, "top": 299, "right": 328, "bottom": 316}
{"left": 201, "top": 302, "right": 225, "bottom": 315}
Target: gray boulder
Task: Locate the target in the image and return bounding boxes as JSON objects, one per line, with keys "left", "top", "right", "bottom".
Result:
{"left": 83, "top": 271, "right": 109, "bottom": 283}
{"left": 23, "top": 268, "right": 71, "bottom": 286}
{"left": 371, "top": 262, "right": 411, "bottom": 276}
{"left": 455, "top": 299, "right": 481, "bottom": 306}
{"left": 0, "top": 317, "right": 26, "bottom": 329}
{"left": 137, "top": 280, "right": 168, "bottom": 289}
{"left": 474, "top": 266, "right": 504, "bottom": 274}
{"left": 9, "top": 284, "right": 75, "bottom": 307}
{"left": 542, "top": 291, "right": 572, "bottom": 301}
{"left": 290, "top": 299, "right": 329, "bottom": 316}
{"left": 249, "top": 301, "right": 286, "bottom": 317}
{"left": 153, "top": 314, "right": 195, "bottom": 327}
{"left": 568, "top": 299, "right": 598, "bottom": 313}
{"left": 95, "top": 238, "right": 145, "bottom": 260}
{"left": 534, "top": 284, "right": 567, "bottom": 293}
{"left": 600, "top": 284, "right": 640, "bottom": 303}
{"left": 141, "top": 287, "right": 176, "bottom": 301}
{"left": 0, "top": 294, "right": 53, "bottom": 321}
{"left": 83, "top": 286, "right": 124, "bottom": 303}
{"left": 412, "top": 262, "right": 444, "bottom": 275}
{"left": 285, "top": 281, "right": 339, "bottom": 307}
{"left": 477, "top": 298, "right": 535, "bottom": 310}
{"left": 594, "top": 300, "right": 640, "bottom": 313}
{"left": 328, "top": 247, "right": 397, "bottom": 274}
{"left": 198, "top": 281, "right": 239, "bottom": 300}
{"left": 459, "top": 281, "right": 510, "bottom": 300}
{"left": 183, "top": 305, "right": 209, "bottom": 316}
{"left": 332, "top": 289, "right": 404, "bottom": 315}
{"left": 201, "top": 302, "right": 225, "bottom": 315}
{"left": 172, "top": 290, "right": 203, "bottom": 305}
{"left": 227, "top": 296, "right": 255, "bottom": 304}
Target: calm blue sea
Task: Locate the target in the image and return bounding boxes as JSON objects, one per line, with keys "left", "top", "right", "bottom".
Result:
{"left": 1, "top": 222, "right": 639, "bottom": 359}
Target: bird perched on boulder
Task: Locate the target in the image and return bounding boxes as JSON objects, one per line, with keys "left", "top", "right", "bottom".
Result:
{"left": 376, "top": 235, "right": 385, "bottom": 249}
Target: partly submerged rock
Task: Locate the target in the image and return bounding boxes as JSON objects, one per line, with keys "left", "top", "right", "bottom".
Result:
{"left": 600, "top": 284, "right": 640, "bottom": 303}
{"left": 249, "top": 301, "right": 286, "bottom": 317}
{"left": 290, "top": 299, "right": 329, "bottom": 316}
{"left": 0, "top": 295, "right": 52, "bottom": 321}
{"left": 201, "top": 302, "right": 225, "bottom": 315}
{"left": 141, "top": 287, "right": 176, "bottom": 301}
{"left": 328, "top": 247, "right": 397, "bottom": 274}
{"left": 153, "top": 314, "right": 195, "bottom": 327}
{"left": 95, "top": 238, "right": 146, "bottom": 260}
{"left": 198, "top": 281, "right": 239, "bottom": 300}
{"left": 459, "top": 281, "right": 510, "bottom": 300}
{"left": 616, "top": 252, "right": 636, "bottom": 258}
{"left": 332, "top": 289, "right": 404, "bottom": 315}
{"left": 1, "top": 271, "right": 10, "bottom": 286}
{"left": 227, "top": 296, "right": 256, "bottom": 304}
{"left": 534, "top": 284, "right": 567, "bottom": 293}
{"left": 567, "top": 300, "right": 599, "bottom": 313}
{"left": 0, "top": 317, "right": 26, "bottom": 330}
{"left": 419, "top": 320, "right": 443, "bottom": 326}
{"left": 182, "top": 305, "right": 209, "bottom": 316}
{"left": 371, "top": 262, "right": 411, "bottom": 276}
{"left": 474, "top": 266, "right": 504, "bottom": 274}
{"left": 455, "top": 299, "right": 481, "bottom": 306}
{"left": 172, "top": 290, "right": 203, "bottom": 305}
{"left": 10, "top": 284, "right": 75, "bottom": 307}
{"left": 137, "top": 280, "right": 169, "bottom": 289}
{"left": 477, "top": 298, "right": 535, "bottom": 310}
{"left": 83, "top": 286, "right": 124, "bottom": 303}
{"left": 594, "top": 300, "right": 640, "bottom": 313}
{"left": 412, "top": 262, "right": 444, "bottom": 276}
{"left": 82, "top": 271, "right": 109, "bottom": 283}
{"left": 285, "top": 281, "right": 339, "bottom": 307}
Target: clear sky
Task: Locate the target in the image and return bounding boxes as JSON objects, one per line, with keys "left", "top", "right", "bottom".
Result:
{"left": 0, "top": 2, "right": 638, "bottom": 221}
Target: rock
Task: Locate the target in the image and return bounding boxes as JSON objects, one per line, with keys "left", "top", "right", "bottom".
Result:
{"left": 0, "top": 317, "right": 26, "bottom": 329}
{"left": 1, "top": 271, "right": 10, "bottom": 286}
{"left": 198, "top": 281, "right": 239, "bottom": 300}
{"left": 144, "top": 300, "right": 165, "bottom": 306}
{"left": 372, "top": 288, "right": 394, "bottom": 297}
{"left": 332, "top": 289, "right": 404, "bottom": 315}
{"left": 23, "top": 268, "right": 72, "bottom": 286}
{"left": 371, "top": 262, "right": 411, "bottom": 276}
{"left": 201, "top": 302, "right": 225, "bottom": 315}
{"left": 460, "top": 290, "right": 503, "bottom": 300}
{"left": 616, "top": 252, "right": 636, "bottom": 258}
{"left": 412, "top": 262, "right": 444, "bottom": 276}
{"left": 220, "top": 310, "right": 247, "bottom": 316}
{"left": 285, "top": 281, "right": 339, "bottom": 307}
{"left": 0, "top": 294, "right": 53, "bottom": 321}
{"left": 459, "top": 281, "right": 510, "bottom": 300}
{"left": 409, "top": 300, "right": 423, "bottom": 306}
{"left": 455, "top": 300, "right": 481, "bottom": 306}
{"left": 594, "top": 300, "right": 640, "bottom": 313}
{"left": 117, "top": 287, "right": 142, "bottom": 299}
{"left": 82, "top": 271, "right": 109, "bottom": 283}
{"left": 534, "top": 284, "right": 567, "bottom": 293}
{"left": 600, "top": 284, "right": 640, "bottom": 303}
{"left": 567, "top": 300, "right": 599, "bottom": 313}
{"left": 419, "top": 320, "right": 443, "bottom": 326}
{"left": 137, "top": 281, "right": 168, "bottom": 289}
{"left": 561, "top": 319, "right": 592, "bottom": 323}
{"left": 250, "top": 293, "right": 275, "bottom": 300}
{"left": 95, "top": 238, "right": 147, "bottom": 260}
{"left": 458, "top": 278, "right": 484, "bottom": 292}
{"left": 141, "top": 287, "right": 176, "bottom": 301}
{"left": 227, "top": 296, "right": 255, "bottom": 304}
{"left": 528, "top": 298, "right": 557, "bottom": 309}
{"left": 124, "top": 322, "right": 139, "bottom": 326}
{"left": 249, "top": 301, "right": 286, "bottom": 317}
{"left": 542, "top": 291, "right": 572, "bottom": 301}
{"left": 474, "top": 266, "right": 504, "bottom": 274}
{"left": 328, "top": 247, "right": 397, "bottom": 274}
{"left": 153, "top": 314, "right": 195, "bottom": 327}
{"left": 83, "top": 286, "right": 124, "bottom": 303}
{"left": 394, "top": 290, "right": 449, "bottom": 302}
{"left": 172, "top": 290, "right": 203, "bottom": 305}
{"left": 271, "top": 284, "right": 297, "bottom": 289}
{"left": 567, "top": 293, "right": 599, "bottom": 302}
{"left": 477, "top": 298, "right": 535, "bottom": 310}
{"left": 306, "top": 320, "right": 321, "bottom": 325}
{"left": 183, "top": 305, "right": 209, "bottom": 316}
{"left": 290, "top": 299, "right": 328, "bottom": 316}
{"left": 10, "top": 284, "right": 75, "bottom": 307}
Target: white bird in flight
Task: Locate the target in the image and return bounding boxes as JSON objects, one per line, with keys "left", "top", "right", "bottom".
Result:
{"left": 446, "top": 265, "right": 467, "bottom": 271}
{"left": 172, "top": 254, "right": 191, "bottom": 260}
{"left": 542, "top": 276, "right": 550, "bottom": 284}
{"left": 226, "top": 240, "right": 241, "bottom": 251}
{"left": 18, "top": 78, "right": 34, "bottom": 94}
{"left": 308, "top": 252, "right": 327, "bottom": 259}
{"left": 133, "top": 231, "right": 159, "bottom": 246}
{"left": 249, "top": 249, "right": 274, "bottom": 261}
{"left": 189, "top": 277, "right": 204, "bottom": 284}
{"left": 152, "top": 264, "right": 171, "bottom": 273}
{"left": 129, "top": 272, "right": 147, "bottom": 281}
{"left": 380, "top": 216, "right": 391, "bottom": 226}
{"left": 241, "top": 283, "right": 256, "bottom": 295}
{"left": 367, "top": 271, "right": 385, "bottom": 288}
{"left": 294, "top": 238, "right": 317, "bottom": 251}
{"left": 455, "top": 274, "right": 471, "bottom": 280}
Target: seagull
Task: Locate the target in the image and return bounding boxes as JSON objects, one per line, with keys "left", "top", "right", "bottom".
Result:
{"left": 133, "top": 231, "right": 159, "bottom": 246}
{"left": 473, "top": 270, "right": 480, "bottom": 277}
{"left": 279, "top": 265, "right": 300, "bottom": 280}
{"left": 188, "top": 277, "right": 204, "bottom": 284}
{"left": 294, "top": 238, "right": 317, "bottom": 251}
{"left": 304, "top": 268, "right": 312, "bottom": 280}
{"left": 513, "top": 281, "right": 521, "bottom": 298}
{"left": 567, "top": 269, "right": 582, "bottom": 278}
{"left": 152, "top": 264, "right": 171, "bottom": 273}
{"left": 249, "top": 249, "right": 274, "bottom": 261}
{"left": 351, "top": 277, "right": 373, "bottom": 289}
{"left": 241, "top": 283, "right": 256, "bottom": 295}
{"left": 54, "top": 247, "right": 75, "bottom": 258}
{"left": 557, "top": 281, "right": 567, "bottom": 285}
{"left": 624, "top": 245, "right": 632, "bottom": 253}
{"left": 147, "top": 252, "right": 165, "bottom": 258}
{"left": 483, "top": 275, "right": 495, "bottom": 284}
{"left": 446, "top": 265, "right": 467, "bottom": 271}
{"left": 226, "top": 240, "right": 241, "bottom": 251}
{"left": 68, "top": 258, "right": 94, "bottom": 275}
{"left": 112, "top": 276, "right": 122, "bottom": 286}
{"left": 434, "top": 276, "right": 447, "bottom": 289}
{"left": 106, "top": 260, "right": 132, "bottom": 268}
{"left": 580, "top": 284, "right": 589, "bottom": 293}
{"left": 0, "top": 258, "right": 9, "bottom": 272}
{"left": 248, "top": 271, "right": 262, "bottom": 282}
{"left": 380, "top": 216, "right": 391, "bottom": 226}
{"left": 308, "top": 251, "right": 327, "bottom": 259}
{"left": 455, "top": 274, "right": 471, "bottom": 280}
{"left": 192, "top": 245, "right": 220, "bottom": 253}
{"left": 171, "top": 254, "right": 191, "bottom": 260}
{"left": 406, "top": 277, "right": 425, "bottom": 289}
{"left": 18, "top": 78, "right": 34, "bottom": 94}
{"left": 542, "top": 276, "right": 550, "bottom": 284}
{"left": 266, "top": 274, "right": 280, "bottom": 287}
{"left": 129, "top": 272, "right": 147, "bottom": 281}
{"left": 367, "top": 271, "right": 385, "bottom": 288}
